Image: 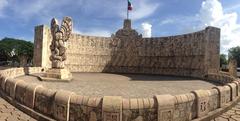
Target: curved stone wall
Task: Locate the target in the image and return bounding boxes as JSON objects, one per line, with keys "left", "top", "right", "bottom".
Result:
{"left": 33, "top": 23, "right": 220, "bottom": 78}
{"left": 0, "top": 67, "right": 239, "bottom": 121}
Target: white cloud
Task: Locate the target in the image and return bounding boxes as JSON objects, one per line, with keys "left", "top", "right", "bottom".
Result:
{"left": 198, "top": 0, "right": 240, "bottom": 54}
{"left": 141, "top": 22, "right": 152, "bottom": 37}
{"left": 73, "top": 28, "right": 111, "bottom": 37}
{"left": 120, "top": 0, "right": 159, "bottom": 20}
{"left": 6, "top": 0, "right": 76, "bottom": 21}
{"left": 0, "top": 0, "right": 8, "bottom": 17}
{"left": 159, "top": 18, "right": 174, "bottom": 26}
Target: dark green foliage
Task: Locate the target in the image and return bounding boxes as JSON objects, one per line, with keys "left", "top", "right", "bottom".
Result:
{"left": 220, "top": 54, "right": 228, "bottom": 67}
{"left": 0, "top": 37, "right": 33, "bottom": 65}
{"left": 228, "top": 46, "right": 240, "bottom": 67}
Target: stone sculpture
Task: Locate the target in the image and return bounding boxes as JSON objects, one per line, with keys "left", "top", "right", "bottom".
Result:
{"left": 39, "top": 17, "right": 73, "bottom": 82}
{"left": 50, "top": 17, "right": 72, "bottom": 68}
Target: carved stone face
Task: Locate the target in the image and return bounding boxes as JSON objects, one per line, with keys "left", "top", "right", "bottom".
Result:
{"left": 55, "top": 32, "right": 63, "bottom": 40}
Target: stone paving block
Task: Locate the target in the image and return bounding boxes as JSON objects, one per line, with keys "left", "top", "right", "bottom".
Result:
{"left": 215, "top": 117, "right": 229, "bottom": 121}
{"left": 0, "top": 96, "right": 36, "bottom": 121}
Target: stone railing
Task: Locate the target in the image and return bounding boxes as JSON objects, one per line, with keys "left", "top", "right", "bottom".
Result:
{"left": 0, "top": 67, "right": 240, "bottom": 121}
{"left": 204, "top": 73, "right": 236, "bottom": 85}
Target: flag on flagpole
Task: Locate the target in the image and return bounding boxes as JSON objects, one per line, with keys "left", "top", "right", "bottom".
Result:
{"left": 128, "top": 0, "right": 133, "bottom": 11}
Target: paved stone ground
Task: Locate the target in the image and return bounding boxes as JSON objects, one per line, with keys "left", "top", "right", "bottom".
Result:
{"left": 0, "top": 67, "right": 36, "bottom": 121}
{"left": 0, "top": 95, "right": 36, "bottom": 121}
{"left": 212, "top": 102, "right": 240, "bottom": 121}
{"left": 17, "top": 72, "right": 219, "bottom": 98}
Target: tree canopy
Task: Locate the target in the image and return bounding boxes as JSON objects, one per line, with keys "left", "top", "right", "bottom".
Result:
{"left": 220, "top": 54, "right": 228, "bottom": 67}
{"left": 0, "top": 37, "right": 33, "bottom": 65}
{"left": 228, "top": 46, "right": 240, "bottom": 67}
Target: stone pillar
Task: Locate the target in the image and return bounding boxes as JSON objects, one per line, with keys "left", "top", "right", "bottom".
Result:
{"left": 33, "top": 25, "right": 52, "bottom": 68}
{"left": 204, "top": 26, "right": 221, "bottom": 74}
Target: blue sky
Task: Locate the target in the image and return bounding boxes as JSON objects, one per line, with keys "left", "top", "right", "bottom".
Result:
{"left": 0, "top": 0, "right": 240, "bottom": 54}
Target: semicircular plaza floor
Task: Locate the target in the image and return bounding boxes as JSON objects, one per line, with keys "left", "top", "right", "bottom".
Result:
{"left": 17, "top": 73, "right": 220, "bottom": 98}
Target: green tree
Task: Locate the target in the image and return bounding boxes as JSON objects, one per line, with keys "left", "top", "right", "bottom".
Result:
{"left": 220, "top": 54, "right": 228, "bottom": 67}
{"left": 228, "top": 46, "right": 240, "bottom": 67}
{"left": 0, "top": 37, "right": 33, "bottom": 66}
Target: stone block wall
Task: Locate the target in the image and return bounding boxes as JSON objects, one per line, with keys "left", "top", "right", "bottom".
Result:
{"left": 33, "top": 25, "right": 52, "bottom": 68}
{"left": 0, "top": 67, "right": 240, "bottom": 121}
{"left": 33, "top": 25, "right": 220, "bottom": 78}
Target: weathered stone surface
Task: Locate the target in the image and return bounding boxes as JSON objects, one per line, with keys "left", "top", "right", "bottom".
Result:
{"left": 208, "top": 89, "right": 219, "bottom": 112}
{"left": 228, "top": 59, "right": 237, "bottom": 77}
{"left": 18, "top": 73, "right": 217, "bottom": 98}
{"left": 173, "top": 93, "right": 197, "bottom": 120}
{"left": 40, "top": 68, "right": 72, "bottom": 82}
{"left": 191, "top": 90, "right": 210, "bottom": 118}
{"left": 15, "top": 81, "right": 28, "bottom": 104}
{"left": 14, "top": 81, "right": 43, "bottom": 109}
{"left": 53, "top": 90, "right": 74, "bottom": 121}
{"left": 227, "top": 83, "right": 238, "bottom": 100}
{"left": 69, "top": 95, "right": 102, "bottom": 121}
{"left": 5, "top": 78, "right": 23, "bottom": 98}
{"left": 0, "top": 76, "right": 8, "bottom": 90}
{"left": 122, "top": 98, "right": 157, "bottom": 121}
{"left": 233, "top": 81, "right": 239, "bottom": 96}
{"left": 214, "top": 102, "right": 240, "bottom": 121}
{"left": 155, "top": 95, "right": 175, "bottom": 121}
{"left": 33, "top": 25, "right": 52, "bottom": 68}
{"left": 24, "top": 83, "right": 43, "bottom": 108}
{"left": 33, "top": 19, "right": 220, "bottom": 78}
{"left": 102, "top": 96, "right": 122, "bottom": 121}
{"left": 50, "top": 17, "right": 72, "bottom": 69}
{"left": 213, "top": 86, "right": 231, "bottom": 107}
{"left": 34, "top": 87, "right": 56, "bottom": 116}
{"left": 0, "top": 96, "right": 36, "bottom": 121}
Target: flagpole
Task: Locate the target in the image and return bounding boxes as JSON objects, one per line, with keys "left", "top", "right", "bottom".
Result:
{"left": 127, "top": 0, "right": 129, "bottom": 19}
{"left": 127, "top": 10, "right": 129, "bottom": 19}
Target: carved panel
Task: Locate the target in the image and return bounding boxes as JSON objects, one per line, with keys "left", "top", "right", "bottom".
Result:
{"left": 103, "top": 112, "right": 120, "bottom": 121}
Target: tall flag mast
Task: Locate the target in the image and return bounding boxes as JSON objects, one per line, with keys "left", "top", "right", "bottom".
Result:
{"left": 127, "top": 0, "right": 133, "bottom": 19}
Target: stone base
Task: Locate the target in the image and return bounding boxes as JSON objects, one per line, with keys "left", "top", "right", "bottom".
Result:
{"left": 39, "top": 68, "right": 72, "bottom": 82}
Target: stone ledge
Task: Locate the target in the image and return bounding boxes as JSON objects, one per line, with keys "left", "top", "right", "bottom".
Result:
{"left": 38, "top": 76, "right": 72, "bottom": 82}
{"left": 192, "top": 97, "right": 240, "bottom": 121}
{"left": 0, "top": 90, "right": 55, "bottom": 121}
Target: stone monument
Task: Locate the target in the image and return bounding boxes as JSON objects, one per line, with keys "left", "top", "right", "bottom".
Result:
{"left": 109, "top": 19, "right": 143, "bottom": 68}
{"left": 40, "top": 16, "right": 73, "bottom": 81}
